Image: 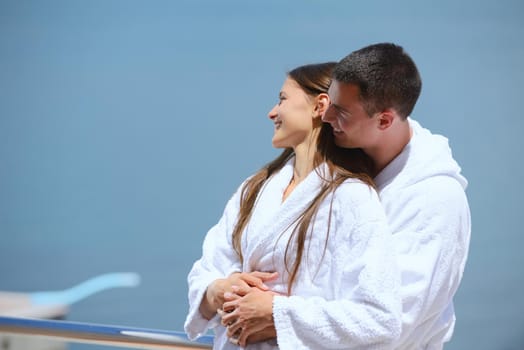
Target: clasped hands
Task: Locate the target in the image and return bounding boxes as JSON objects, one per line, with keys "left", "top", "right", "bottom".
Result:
{"left": 205, "top": 271, "right": 281, "bottom": 347}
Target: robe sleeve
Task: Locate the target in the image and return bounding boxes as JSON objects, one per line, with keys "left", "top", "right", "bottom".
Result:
{"left": 273, "top": 183, "right": 402, "bottom": 349}
{"left": 390, "top": 176, "right": 471, "bottom": 346}
{"left": 184, "top": 182, "right": 245, "bottom": 340}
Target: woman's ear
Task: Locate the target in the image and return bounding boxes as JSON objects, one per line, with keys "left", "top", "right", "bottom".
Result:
{"left": 314, "top": 93, "right": 330, "bottom": 118}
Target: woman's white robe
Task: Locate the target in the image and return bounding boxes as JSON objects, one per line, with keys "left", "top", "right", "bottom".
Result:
{"left": 185, "top": 160, "right": 401, "bottom": 350}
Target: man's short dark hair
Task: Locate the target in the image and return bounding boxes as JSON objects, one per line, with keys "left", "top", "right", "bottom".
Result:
{"left": 333, "top": 43, "right": 422, "bottom": 119}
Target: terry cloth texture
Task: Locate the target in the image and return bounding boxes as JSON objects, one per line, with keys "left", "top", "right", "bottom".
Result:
{"left": 185, "top": 159, "right": 401, "bottom": 349}
{"left": 375, "top": 119, "right": 471, "bottom": 350}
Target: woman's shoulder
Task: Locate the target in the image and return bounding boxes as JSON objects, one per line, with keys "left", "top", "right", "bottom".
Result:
{"left": 328, "top": 179, "right": 387, "bottom": 237}
{"left": 332, "top": 178, "right": 381, "bottom": 209}
{"left": 336, "top": 177, "right": 377, "bottom": 195}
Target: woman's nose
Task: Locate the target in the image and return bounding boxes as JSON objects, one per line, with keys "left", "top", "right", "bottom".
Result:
{"left": 268, "top": 104, "right": 278, "bottom": 120}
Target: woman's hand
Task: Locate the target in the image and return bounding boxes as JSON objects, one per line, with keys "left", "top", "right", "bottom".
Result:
{"left": 245, "top": 325, "right": 278, "bottom": 345}
{"left": 220, "top": 285, "right": 280, "bottom": 347}
{"left": 199, "top": 271, "right": 278, "bottom": 320}
{"left": 227, "top": 271, "right": 278, "bottom": 292}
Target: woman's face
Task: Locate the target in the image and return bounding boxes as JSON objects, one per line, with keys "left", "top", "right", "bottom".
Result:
{"left": 268, "top": 77, "right": 316, "bottom": 149}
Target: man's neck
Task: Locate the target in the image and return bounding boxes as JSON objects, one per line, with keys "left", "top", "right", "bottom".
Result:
{"left": 367, "top": 119, "right": 412, "bottom": 176}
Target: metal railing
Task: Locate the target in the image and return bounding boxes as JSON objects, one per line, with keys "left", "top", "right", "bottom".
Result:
{"left": 0, "top": 316, "right": 212, "bottom": 350}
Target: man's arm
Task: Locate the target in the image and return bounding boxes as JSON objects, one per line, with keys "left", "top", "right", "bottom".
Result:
{"left": 389, "top": 177, "right": 471, "bottom": 345}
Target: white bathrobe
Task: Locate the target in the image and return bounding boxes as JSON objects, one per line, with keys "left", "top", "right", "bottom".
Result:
{"left": 376, "top": 119, "right": 471, "bottom": 350}
{"left": 185, "top": 160, "right": 401, "bottom": 350}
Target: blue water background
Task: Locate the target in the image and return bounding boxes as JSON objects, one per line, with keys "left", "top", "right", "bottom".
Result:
{"left": 1, "top": 1, "right": 523, "bottom": 349}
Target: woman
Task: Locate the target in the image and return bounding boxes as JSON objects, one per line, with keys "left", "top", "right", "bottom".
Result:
{"left": 184, "top": 62, "right": 401, "bottom": 349}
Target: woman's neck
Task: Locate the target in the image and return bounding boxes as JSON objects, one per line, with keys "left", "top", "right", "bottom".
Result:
{"left": 292, "top": 139, "right": 317, "bottom": 183}
{"left": 282, "top": 130, "right": 319, "bottom": 202}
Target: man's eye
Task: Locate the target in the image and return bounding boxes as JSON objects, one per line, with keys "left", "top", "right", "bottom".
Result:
{"left": 334, "top": 106, "right": 349, "bottom": 119}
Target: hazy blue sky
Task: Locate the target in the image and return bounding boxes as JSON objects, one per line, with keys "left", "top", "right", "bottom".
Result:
{"left": 1, "top": 1, "right": 523, "bottom": 349}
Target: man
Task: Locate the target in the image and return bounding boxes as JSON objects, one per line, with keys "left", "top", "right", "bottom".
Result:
{"left": 221, "top": 43, "right": 471, "bottom": 349}
{"left": 321, "top": 42, "right": 471, "bottom": 349}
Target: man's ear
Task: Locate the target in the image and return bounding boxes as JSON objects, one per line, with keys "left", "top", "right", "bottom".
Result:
{"left": 314, "top": 93, "right": 330, "bottom": 118}
{"left": 377, "top": 109, "right": 396, "bottom": 130}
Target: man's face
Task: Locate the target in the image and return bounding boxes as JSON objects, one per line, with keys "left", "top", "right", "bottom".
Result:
{"left": 322, "top": 80, "right": 380, "bottom": 150}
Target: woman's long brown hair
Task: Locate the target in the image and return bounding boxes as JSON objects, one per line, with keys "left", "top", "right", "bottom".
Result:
{"left": 231, "top": 62, "right": 375, "bottom": 294}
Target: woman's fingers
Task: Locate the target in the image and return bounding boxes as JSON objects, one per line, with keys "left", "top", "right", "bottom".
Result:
{"left": 219, "top": 312, "right": 233, "bottom": 328}
{"left": 226, "top": 318, "right": 243, "bottom": 337}
{"left": 217, "top": 308, "right": 233, "bottom": 327}
{"left": 234, "top": 273, "right": 267, "bottom": 290}
{"left": 230, "top": 271, "right": 278, "bottom": 291}
{"left": 244, "top": 325, "right": 277, "bottom": 345}
{"left": 231, "top": 284, "right": 251, "bottom": 296}
{"left": 237, "top": 323, "right": 263, "bottom": 347}
{"left": 224, "top": 290, "right": 241, "bottom": 300}
{"left": 221, "top": 309, "right": 243, "bottom": 340}
{"left": 229, "top": 320, "right": 270, "bottom": 347}
{"left": 245, "top": 275, "right": 268, "bottom": 290}
{"left": 246, "top": 271, "right": 278, "bottom": 290}
{"left": 222, "top": 293, "right": 239, "bottom": 313}
{"left": 219, "top": 307, "right": 237, "bottom": 327}
{"left": 216, "top": 308, "right": 227, "bottom": 318}
{"left": 251, "top": 271, "right": 279, "bottom": 281}
{"left": 220, "top": 276, "right": 279, "bottom": 343}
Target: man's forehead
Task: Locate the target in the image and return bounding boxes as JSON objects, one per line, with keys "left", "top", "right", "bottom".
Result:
{"left": 328, "top": 81, "right": 358, "bottom": 100}
{"left": 327, "top": 80, "right": 341, "bottom": 97}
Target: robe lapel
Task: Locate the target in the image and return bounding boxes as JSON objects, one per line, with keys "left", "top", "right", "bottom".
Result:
{"left": 243, "top": 161, "right": 327, "bottom": 272}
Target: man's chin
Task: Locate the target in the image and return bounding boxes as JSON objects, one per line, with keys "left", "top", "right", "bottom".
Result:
{"left": 334, "top": 139, "right": 354, "bottom": 149}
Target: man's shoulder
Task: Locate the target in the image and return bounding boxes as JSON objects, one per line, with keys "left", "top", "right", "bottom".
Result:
{"left": 384, "top": 175, "right": 470, "bottom": 236}
{"left": 389, "top": 176, "right": 469, "bottom": 219}
{"left": 421, "top": 175, "right": 467, "bottom": 203}
{"left": 380, "top": 174, "right": 468, "bottom": 212}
